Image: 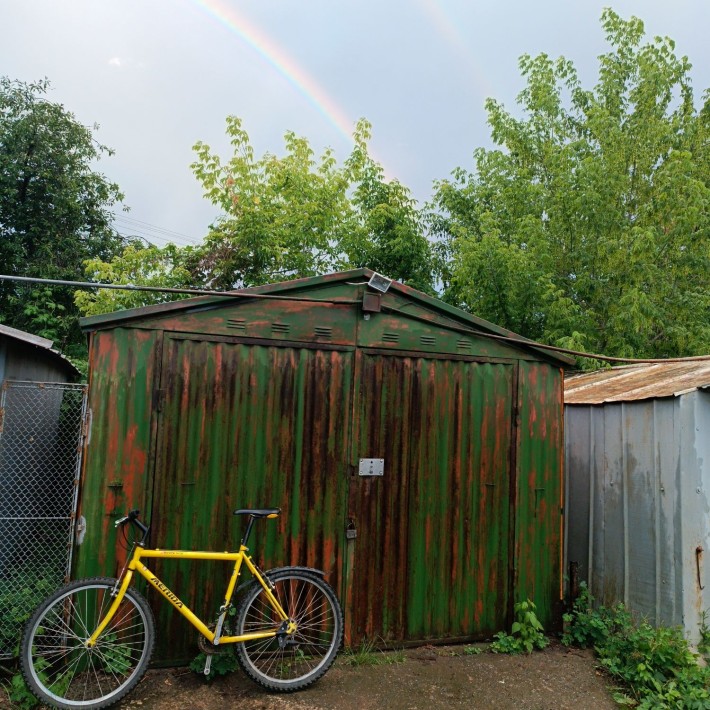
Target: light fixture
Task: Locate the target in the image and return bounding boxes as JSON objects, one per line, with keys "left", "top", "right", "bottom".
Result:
{"left": 367, "top": 272, "right": 392, "bottom": 293}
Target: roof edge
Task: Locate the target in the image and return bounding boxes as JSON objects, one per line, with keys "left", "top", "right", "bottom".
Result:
{"left": 79, "top": 268, "right": 572, "bottom": 366}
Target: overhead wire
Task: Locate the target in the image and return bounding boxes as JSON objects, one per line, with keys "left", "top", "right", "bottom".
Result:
{"left": 112, "top": 214, "right": 205, "bottom": 247}
{"left": 1, "top": 273, "right": 708, "bottom": 366}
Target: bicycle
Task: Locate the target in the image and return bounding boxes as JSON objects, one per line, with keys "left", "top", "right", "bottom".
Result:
{"left": 20, "top": 508, "right": 343, "bottom": 709}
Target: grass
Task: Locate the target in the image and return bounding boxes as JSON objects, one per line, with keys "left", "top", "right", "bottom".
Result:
{"left": 343, "top": 639, "right": 406, "bottom": 667}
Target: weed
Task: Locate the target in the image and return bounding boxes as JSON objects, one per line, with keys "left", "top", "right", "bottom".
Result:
{"left": 189, "top": 648, "right": 239, "bottom": 679}
{"left": 6, "top": 672, "right": 39, "bottom": 709}
{"left": 563, "top": 583, "right": 710, "bottom": 708}
{"left": 463, "top": 644, "right": 484, "bottom": 656}
{"left": 490, "top": 599, "right": 549, "bottom": 655}
{"left": 344, "top": 639, "right": 406, "bottom": 666}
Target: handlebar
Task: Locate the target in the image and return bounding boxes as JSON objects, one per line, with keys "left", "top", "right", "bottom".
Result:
{"left": 115, "top": 509, "right": 150, "bottom": 540}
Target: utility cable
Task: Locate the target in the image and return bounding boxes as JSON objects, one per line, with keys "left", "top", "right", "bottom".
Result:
{"left": 1, "top": 273, "right": 708, "bottom": 365}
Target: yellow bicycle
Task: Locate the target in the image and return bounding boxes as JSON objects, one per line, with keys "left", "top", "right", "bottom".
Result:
{"left": 20, "top": 508, "right": 343, "bottom": 709}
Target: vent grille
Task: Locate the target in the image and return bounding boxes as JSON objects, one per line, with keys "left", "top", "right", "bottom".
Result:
{"left": 271, "top": 323, "right": 290, "bottom": 335}
{"left": 227, "top": 319, "right": 246, "bottom": 332}
{"left": 382, "top": 332, "right": 399, "bottom": 343}
{"left": 420, "top": 335, "right": 437, "bottom": 346}
{"left": 314, "top": 327, "right": 333, "bottom": 339}
{"left": 457, "top": 339, "right": 471, "bottom": 352}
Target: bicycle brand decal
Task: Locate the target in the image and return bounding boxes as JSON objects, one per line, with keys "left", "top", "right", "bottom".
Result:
{"left": 149, "top": 576, "right": 184, "bottom": 608}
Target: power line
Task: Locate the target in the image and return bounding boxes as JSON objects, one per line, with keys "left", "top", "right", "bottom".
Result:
{"left": 1, "top": 273, "right": 709, "bottom": 366}
{"left": 112, "top": 214, "right": 206, "bottom": 247}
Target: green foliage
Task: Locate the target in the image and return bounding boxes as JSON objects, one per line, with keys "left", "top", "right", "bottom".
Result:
{"left": 490, "top": 599, "right": 549, "bottom": 655}
{"left": 189, "top": 648, "right": 239, "bottom": 679}
{"left": 0, "top": 76, "right": 125, "bottom": 359}
{"left": 431, "top": 9, "right": 710, "bottom": 364}
{"left": 343, "top": 639, "right": 406, "bottom": 666}
{"left": 463, "top": 644, "right": 484, "bottom": 655}
{"left": 563, "top": 583, "right": 710, "bottom": 708}
{"left": 562, "top": 582, "right": 631, "bottom": 648}
{"left": 0, "top": 569, "right": 56, "bottom": 656}
{"left": 75, "top": 242, "right": 196, "bottom": 316}
{"left": 190, "top": 117, "right": 435, "bottom": 292}
{"left": 101, "top": 633, "right": 133, "bottom": 675}
{"left": 5, "top": 671, "right": 39, "bottom": 709}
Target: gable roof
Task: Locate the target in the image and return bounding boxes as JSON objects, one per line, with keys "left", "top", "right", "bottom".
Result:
{"left": 565, "top": 361, "right": 710, "bottom": 404}
{"left": 80, "top": 268, "right": 573, "bottom": 366}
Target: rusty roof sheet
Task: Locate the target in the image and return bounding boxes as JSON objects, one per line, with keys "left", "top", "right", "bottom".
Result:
{"left": 565, "top": 361, "right": 710, "bottom": 404}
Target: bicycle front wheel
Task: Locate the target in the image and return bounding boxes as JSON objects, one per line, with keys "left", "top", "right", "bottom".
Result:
{"left": 235, "top": 568, "right": 343, "bottom": 691}
{"left": 20, "top": 577, "right": 155, "bottom": 710}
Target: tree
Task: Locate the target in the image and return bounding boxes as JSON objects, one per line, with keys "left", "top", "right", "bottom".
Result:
{"left": 343, "top": 123, "right": 435, "bottom": 293}
{"left": 431, "top": 9, "right": 710, "bottom": 360}
{"left": 0, "top": 77, "right": 125, "bottom": 357}
{"left": 75, "top": 243, "right": 196, "bottom": 316}
{"left": 190, "top": 117, "right": 435, "bottom": 292}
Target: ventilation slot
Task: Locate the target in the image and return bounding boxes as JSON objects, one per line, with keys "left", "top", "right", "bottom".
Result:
{"left": 227, "top": 319, "right": 246, "bottom": 332}
{"left": 271, "top": 323, "right": 290, "bottom": 335}
{"left": 382, "top": 332, "right": 399, "bottom": 343}
{"left": 314, "top": 327, "right": 333, "bottom": 340}
{"left": 420, "top": 336, "right": 437, "bottom": 346}
{"left": 457, "top": 339, "right": 472, "bottom": 352}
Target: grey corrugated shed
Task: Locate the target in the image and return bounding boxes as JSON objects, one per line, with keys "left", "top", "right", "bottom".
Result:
{"left": 0, "top": 324, "right": 80, "bottom": 382}
{"left": 565, "top": 363, "right": 710, "bottom": 644}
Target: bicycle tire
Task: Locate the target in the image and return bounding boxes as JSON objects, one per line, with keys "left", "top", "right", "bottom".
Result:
{"left": 20, "top": 577, "right": 155, "bottom": 709}
{"left": 234, "top": 568, "right": 343, "bottom": 691}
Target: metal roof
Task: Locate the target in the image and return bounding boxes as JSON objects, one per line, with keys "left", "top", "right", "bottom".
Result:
{"left": 0, "top": 323, "right": 81, "bottom": 378}
{"left": 565, "top": 361, "right": 710, "bottom": 404}
{"left": 79, "top": 268, "right": 574, "bottom": 367}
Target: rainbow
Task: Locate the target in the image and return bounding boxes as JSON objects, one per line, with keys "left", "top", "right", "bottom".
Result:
{"left": 417, "top": 0, "right": 495, "bottom": 101}
{"left": 191, "top": 0, "right": 358, "bottom": 147}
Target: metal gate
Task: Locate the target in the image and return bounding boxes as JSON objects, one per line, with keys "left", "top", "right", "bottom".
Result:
{"left": 0, "top": 381, "right": 87, "bottom": 658}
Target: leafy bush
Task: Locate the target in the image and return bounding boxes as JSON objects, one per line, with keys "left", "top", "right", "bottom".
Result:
{"left": 0, "top": 569, "right": 56, "bottom": 656}
{"left": 563, "top": 583, "right": 710, "bottom": 708}
{"left": 5, "top": 671, "right": 39, "bottom": 709}
{"left": 490, "top": 599, "right": 549, "bottom": 655}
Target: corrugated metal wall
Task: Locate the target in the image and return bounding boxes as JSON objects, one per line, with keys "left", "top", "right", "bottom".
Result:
{"left": 515, "top": 362, "right": 564, "bottom": 625}
{"left": 348, "top": 353, "right": 514, "bottom": 643}
{"left": 565, "top": 392, "right": 710, "bottom": 642}
{"left": 75, "top": 329, "right": 159, "bottom": 578}
{"left": 76, "top": 274, "right": 567, "bottom": 660}
{"left": 150, "top": 337, "right": 352, "bottom": 662}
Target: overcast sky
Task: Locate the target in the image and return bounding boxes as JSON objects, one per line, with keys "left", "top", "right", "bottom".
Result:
{"left": 2, "top": 1, "right": 709, "bottom": 249}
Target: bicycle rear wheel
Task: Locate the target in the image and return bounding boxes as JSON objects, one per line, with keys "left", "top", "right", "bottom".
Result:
{"left": 20, "top": 577, "right": 155, "bottom": 710}
{"left": 235, "top": 568, "right": 343, "bottom": 691}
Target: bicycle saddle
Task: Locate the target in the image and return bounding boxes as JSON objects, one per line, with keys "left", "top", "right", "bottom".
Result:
{"left": 233, "top": 508, "right": 281, "bottom": 518}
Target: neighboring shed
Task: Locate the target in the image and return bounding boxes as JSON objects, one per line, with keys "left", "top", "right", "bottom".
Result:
{"left": 565, "top": 362, "right": 710, "bottom": 644}
{"left": 0, "top": 323, "right": 79, "bottom": 383}
{"left": 0, "top": 325, "right": 85, "bottom": 658}
{"left": 76, "top": 268, "right": 570, "bottom": 662}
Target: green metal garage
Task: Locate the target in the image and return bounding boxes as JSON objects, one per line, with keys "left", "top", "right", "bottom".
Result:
{"left": 75, "top": 268, "right": 569, "bottom": 662}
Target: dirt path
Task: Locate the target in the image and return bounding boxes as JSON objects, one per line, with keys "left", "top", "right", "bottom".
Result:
{"left": 110, "top": 641, "right": 618, "bottom": 710}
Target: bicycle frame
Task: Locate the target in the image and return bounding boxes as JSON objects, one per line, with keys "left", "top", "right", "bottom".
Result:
{"left": 86, "top": 542, "right": 291, "bottom": 648}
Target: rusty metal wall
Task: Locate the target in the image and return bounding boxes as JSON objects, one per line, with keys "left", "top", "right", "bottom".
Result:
{"left": 74, "top": 328, "right": 160, "bottom": 578}
{"left": 514, "top": 362, "right": 565, "bottom": 628}
{"left": 347, "top": 353, "right": 514, "bottom": 644}
{"left": 76, "top": 275, "right": 567, "bottom": 658}
{"left": 565, "top": 391, "right": 710, "bottom": 643}
{"left": 148, "top": 336, "right": 353, "bottom": 662}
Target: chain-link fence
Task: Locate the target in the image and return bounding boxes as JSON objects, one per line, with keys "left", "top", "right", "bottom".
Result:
{"left": 0, "top": 381, "right": 87, "bottom": 658}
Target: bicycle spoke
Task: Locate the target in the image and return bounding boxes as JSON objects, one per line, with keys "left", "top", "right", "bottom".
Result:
{"left": 22, "top": 579, "right": 154, "bottom": 708}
